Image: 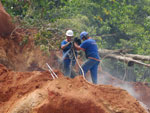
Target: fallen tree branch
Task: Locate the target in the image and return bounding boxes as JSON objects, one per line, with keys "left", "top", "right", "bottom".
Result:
{"left": 99, "top": 49, "right": 150, "bottom": 67}
{"left": 124, "top": 54, "right": 150, "bottom": 61}
{"left": 108, "top": 54, "right": 150, "bottom": 67}
{"left": 99, "top": 49, "right": 132, "bottom": 57}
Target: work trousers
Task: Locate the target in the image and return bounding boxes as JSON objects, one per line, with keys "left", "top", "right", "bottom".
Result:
{"left": 79, "top": 59, "right": 100, "bottom": 84}
{"left": 63, "top": 58, "right": 76, "bottom": 78}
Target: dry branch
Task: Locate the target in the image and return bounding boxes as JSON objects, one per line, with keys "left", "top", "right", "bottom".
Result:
{"left": 125, "top": 54, "right": 150, "bottom": 61}
{"left": 99, "top": 49, "right": 150, "bottom": 67}
{"left": 99, "top": 49, "right": 132, "bottom": 57}
{"left": 105, "top": 54, "right": 150, "bottom": 67}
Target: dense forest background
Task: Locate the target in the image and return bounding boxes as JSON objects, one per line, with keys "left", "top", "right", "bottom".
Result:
{"left": 2, "top": 0, "right": 150, "bottom": 82}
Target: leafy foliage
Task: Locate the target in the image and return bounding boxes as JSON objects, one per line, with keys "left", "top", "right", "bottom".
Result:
{"left": 2, "top": 0, "right": 150, "bottom": 82}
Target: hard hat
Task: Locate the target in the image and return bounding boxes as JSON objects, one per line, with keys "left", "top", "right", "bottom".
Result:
{"left": 80, "top": 31, "right": 88, "bottom": 40}
{"left": 66, "top": 30, "right": 74, "bottom": 37}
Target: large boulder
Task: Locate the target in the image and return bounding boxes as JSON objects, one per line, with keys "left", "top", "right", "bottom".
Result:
{"left": 0, "top": 1, "right": 14, "bottom": 37}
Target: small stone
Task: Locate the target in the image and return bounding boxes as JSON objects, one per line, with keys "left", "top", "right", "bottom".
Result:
{"left": 68, "top": 84, "right": 72, "bottom": 88}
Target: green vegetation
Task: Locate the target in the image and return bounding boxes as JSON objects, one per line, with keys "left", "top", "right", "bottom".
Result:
{"left": 2, "top": 0, "right": 150, "bottom": 82}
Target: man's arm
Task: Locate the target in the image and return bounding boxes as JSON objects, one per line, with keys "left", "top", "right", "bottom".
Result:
{"left": 61, "top": 42, "right": 71, "bottom": 50}
{"left": 74, "top": 43, "right": 84, "bottom": 51}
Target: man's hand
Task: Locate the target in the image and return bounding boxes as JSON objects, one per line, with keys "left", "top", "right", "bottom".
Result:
{"left": 74, "top": 42, "right": 81, "bottom": 50}
{"left": 66, "top": 42, "right": 71, "bottom": 46}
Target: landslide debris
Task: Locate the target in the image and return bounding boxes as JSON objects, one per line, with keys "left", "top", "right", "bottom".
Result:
{"left": 0, "top": 1, "right": 55, "bottom": 72}
{"left": 100, "top": 71, "right": 150, "bottom": 110}
{"left": 0, "top": 64, "right": 148, "bottom": 113}
{"left": 0, "top": 27, "right": 60, "bottom": 71}
{"left": 0, "top": 1, "right": 14, "bottom": 37}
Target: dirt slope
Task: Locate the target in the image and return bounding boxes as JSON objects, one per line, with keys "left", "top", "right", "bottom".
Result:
{"left": 0, "top": 28, "right": 60, "bottom": 71}
{"left": 99, "top": 71, "right": 150, "bottom": 110}
{"left": 0, "top": 1, "right": 14, "bottom": 37}
{"left": 0, "top": 64, "right": 148, "bottom": 113}
{"left": 0, "top": 1, "right": 55, "bottom": 71}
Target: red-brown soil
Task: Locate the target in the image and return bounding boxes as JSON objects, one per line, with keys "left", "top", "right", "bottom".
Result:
{"left": 99, "top": 71, "right": 150, "bottom": 110}
{"left": 0, "top": 64, "right": 149, "bottom": 113}
{"left": 0, "top": 1, "right": 14, "bottom": 37}
{"left": 0, "top": 28, "right": 59, "bottom": 72}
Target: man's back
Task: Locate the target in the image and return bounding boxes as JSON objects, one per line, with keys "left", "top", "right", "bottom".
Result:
{"left": 80, "top": 39, "right": 100, "bottom": 59}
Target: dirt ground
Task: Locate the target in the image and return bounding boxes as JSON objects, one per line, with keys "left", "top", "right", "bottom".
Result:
{"left": 0, "top": 64, "right": 149, "bottom": 113}
{"left": 99, "top": 71, "right": 150, "bottom": 109}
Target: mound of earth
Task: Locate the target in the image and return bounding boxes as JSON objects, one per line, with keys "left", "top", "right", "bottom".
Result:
{"left": 99, "top": 71, "right": 150, "bottom": 110}
{"left": 0, "top": 64, "right": 149, "bottom": 113}
{"left": 0, "top": 1, "right": 14, "bottom": 37}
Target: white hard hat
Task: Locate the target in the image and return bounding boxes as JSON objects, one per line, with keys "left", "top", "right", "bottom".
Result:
{"left": 66, "top": 30, "right": 73, "bottom": 36}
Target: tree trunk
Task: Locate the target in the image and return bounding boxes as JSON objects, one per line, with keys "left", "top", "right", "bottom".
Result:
{"left": 99, "top": 49, "right": 150, "bottom": 67}
{"left": 125, "top": 54, "right": 150, "bottom": 61}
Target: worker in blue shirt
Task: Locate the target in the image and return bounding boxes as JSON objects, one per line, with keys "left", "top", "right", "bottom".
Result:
{"left": 74, "top": 31, "right": 100, "bottom": 84}
{"left": 61, "top": 30, "right": 76, "bottom": 78}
